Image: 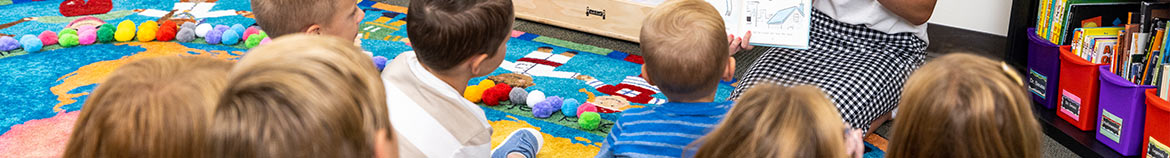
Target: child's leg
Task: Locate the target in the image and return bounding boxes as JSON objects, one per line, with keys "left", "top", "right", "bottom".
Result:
{"left": 491, "top": 128, "right": 544, "bottom": 158}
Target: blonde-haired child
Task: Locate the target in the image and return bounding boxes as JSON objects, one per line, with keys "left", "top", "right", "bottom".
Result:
{"left": 887, "top": 53, "right": 1042, "bottom": 158}
{"left": 63, "top": 56, "right": 233, "bottom": 158}
{"left": 208, "top": 34, "right": 395, "bottom": 157}
{"left": 690, "top": 83, "right": 864, "bottom": 158}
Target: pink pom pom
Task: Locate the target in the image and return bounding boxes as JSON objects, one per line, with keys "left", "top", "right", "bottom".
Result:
{"left": 259, "top": 37, "right": 271, "bottom": 45}
{"left": 78, "top": 29, "right": 97, "bottom": 45}
{"left": 38, "top": 31, "right": 58, "bottom": 45}
{"left": 243, "top": 26, "right": 261, "bottom": 40}
{"left": 576, "top": 102, "right": 599, "bottom": 116}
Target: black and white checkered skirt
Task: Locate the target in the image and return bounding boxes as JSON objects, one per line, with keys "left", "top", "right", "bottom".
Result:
{"left": 730, "top": 8, "right": 928, "bottom": 132}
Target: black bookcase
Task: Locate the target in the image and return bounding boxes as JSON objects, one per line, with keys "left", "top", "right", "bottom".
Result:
{"left": 1007, "top": 0, "right": 1147, "bottom": 157}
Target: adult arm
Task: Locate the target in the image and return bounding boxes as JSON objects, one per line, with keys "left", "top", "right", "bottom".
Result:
{"left": 877, "top": 0, "right": 938, "bottom": 25}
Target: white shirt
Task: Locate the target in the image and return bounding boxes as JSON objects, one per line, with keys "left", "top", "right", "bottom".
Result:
{"left": 383, "top": 51, "right": 492, "bottom": 157}
{"left": 813, "top": 0, "right": 929, "bottom": 41}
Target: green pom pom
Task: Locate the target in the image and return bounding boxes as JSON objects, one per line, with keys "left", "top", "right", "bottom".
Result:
{"left": 59, "top": 34, "right": 80, "bottom": 47}
{"left": 578, "top": 112, "right": 601, "bottom": 130}
{"left": 97, "top": 24, "right": 115, "bottom": 42}
{"left": 245, "top": 33, "right": 266, "bottom": 48}
{"left": 58, "top": 28, "right": 78, "bottom": 37}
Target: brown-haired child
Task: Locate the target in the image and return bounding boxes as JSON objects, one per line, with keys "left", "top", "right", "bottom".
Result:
{"left": 382, "top": 0, "right": 535, "bottom": 157}
{"left": 690, "top": 83, "right": 864, "bottom": 158}
{"left": 62, "top": 56, "right": 233, "bottom": 158}
{"left": 595, "top": 0, "right": 736, "bottom": 157}
{"left": 887, "top": 53, "right": 1042, "bottom": 158}
{"left": 250, "top": 0, "right": 365, "bottom": 40}
{"left": 207, "top": 34, "right": 395, "bottom": 158}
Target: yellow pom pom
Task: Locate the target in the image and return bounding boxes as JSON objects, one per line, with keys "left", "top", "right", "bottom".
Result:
{"left": 114, "top": 20, "right": 136, "bottom": 42}
{"left": 463, "top": 85, "right": 488, "bottom": 103}
{"left": 137, "top": 20, "right": 158, "bottom": 42}
{"left": 479, "top": 79, "right": 495, "bottom": 88}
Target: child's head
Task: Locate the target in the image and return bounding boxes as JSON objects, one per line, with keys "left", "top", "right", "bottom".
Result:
{"left": 691, "top": 83, "right": 847, "bottom": 158}
{"left": 63, "top": 56, "right": 234, "bottom": 158}
{"left": 639, "top": 0, "right": 731, "bottom": 101}
{"left": 251, "top": 0, "right": 365, "bottom": 40}
{"left": 888, "top": 53, "right": 1041, "bottom": 158}
{"left": 208, "top": 34, "right": 394, "bottom": 157}
{"left": 406, "top": 0, "right": 513, "bottom": 77}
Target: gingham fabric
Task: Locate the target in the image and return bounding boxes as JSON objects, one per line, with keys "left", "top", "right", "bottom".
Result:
{"left": 730, "top": 8, "right": 928, "bottom": 132}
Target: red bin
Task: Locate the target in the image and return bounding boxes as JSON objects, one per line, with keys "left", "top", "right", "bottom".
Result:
{"left": 1144, "top": 89, "right": 1170, "bottom": 158}
{"left": 1058, "top": 45, "right": 1105, "bottom": 131}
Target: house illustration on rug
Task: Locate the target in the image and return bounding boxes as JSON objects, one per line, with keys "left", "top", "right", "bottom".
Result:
{"left": 576, "top": 75, "right": 667, "bottom": 105}
{"left": 501, "top": 46, "right": 582, "bottom": 79}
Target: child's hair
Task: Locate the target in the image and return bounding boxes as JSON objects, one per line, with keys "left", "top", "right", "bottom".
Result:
{"left": 63, "top": 56, "right": 234, "bottom": 158}
{"left": 887, "top": 53, "right": 1041, "bottom": 158}
{"left": 250, "top": 0, "right": 348, "bottom": 38}
{"left": 406, "top": 0, "right": 513, "bottom": 71}
{"left": 208, "top": 34, "right": 391, "bottom": 157}
{"left": 639, "top": 0, "right": 728, "bottom": 100}
{"left": 690, "top": 83, "right": 846, "bottom": 158}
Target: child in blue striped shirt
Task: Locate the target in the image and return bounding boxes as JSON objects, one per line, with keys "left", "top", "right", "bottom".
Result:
{"left": 595, "top": 0, "right": 736, "bottom": 157}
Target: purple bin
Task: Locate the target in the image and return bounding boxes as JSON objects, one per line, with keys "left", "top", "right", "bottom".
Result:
{"left": 1096, "top": 65, "right": 1154, "bottom": 156}
{"left": 1028, "top": 28, "right": 1062, "bottom": 109}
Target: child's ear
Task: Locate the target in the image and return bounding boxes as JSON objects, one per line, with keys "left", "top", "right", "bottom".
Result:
{"left": 641, "top": 65, "right": 655, "bottom": 86}
{"left": 304, "top": 24, "right": 322, "bottom": 35}
{"left": 723, "top": 57, "right": 736, "bottom": 82}
{"left": 468, "top": 53, "right": 491, "bottom": 76}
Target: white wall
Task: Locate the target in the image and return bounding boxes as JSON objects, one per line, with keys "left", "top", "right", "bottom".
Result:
{"left": 928, "top": 0, "right": 1013, "bottom": 36}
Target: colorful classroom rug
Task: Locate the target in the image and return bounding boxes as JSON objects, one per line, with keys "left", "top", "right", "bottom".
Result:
{"left": 0, "top": 0, "right": 887, "bottom": 157}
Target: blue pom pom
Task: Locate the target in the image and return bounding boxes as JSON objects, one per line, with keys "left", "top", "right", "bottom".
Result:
{"left": 561, "top": 98, "right": 580, "bottom": 117}
{"left": 0, "top": 36, "right": 18, "bottom": 51}
{"left": 533, "top": 96, "right": 564, "bottom": 118}
{"left": 373, "top": 56, "right": 388, "bottom": 71}
{"left": 19, "top": 35, "right": 42, "bottom": 52}
{"left": 221, "top": 30, "right": 241, "bottom": 45}
{"left": 229, "top": 24, "right": 246, "bottom": 37}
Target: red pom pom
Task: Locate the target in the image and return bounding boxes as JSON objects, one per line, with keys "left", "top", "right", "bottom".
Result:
{"left": 482, "top": 83, "right": 513, "bottom": 106}
{"left": 155, "top": 20, "right": 178, "bottom": 41}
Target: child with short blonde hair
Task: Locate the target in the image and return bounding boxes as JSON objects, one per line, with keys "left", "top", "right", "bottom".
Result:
{"left": 250, "top": 0, "right": 365, "bottom": 40}
{"left": 887, "top": 53, "right": 1042, "bottom": 158}
{"left": 596, "top": 0, "right": 736, "bottom": 157}
{"left": 690, "top": 83, "right": 863, "bottom": 158}
{"left": 208, "top": 35, "right": 394, "bottom": 158}
{"left": 63, "top": 56, "right": 233, "bottom": 158}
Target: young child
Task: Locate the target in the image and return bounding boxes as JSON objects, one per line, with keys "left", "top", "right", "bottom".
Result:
{"left": 207, "top": 35, "right": 396, "bottom": 157}
{"left": 250, "top": 0, "right": 364, "bottom": 40}
{"left": 62, "top": 56, "right": 233, "bottom": 158}
{"left": 595, "top": 0, "right": 737, "bottom": 157}
{"left": 382, "top": 0, "right": 542, "bottom": 157}
{"left": 689, "top": 83, "right": 864, "bottom": 158}
{"left": 887, "top": 53, "right": 1042, "bottom": 158}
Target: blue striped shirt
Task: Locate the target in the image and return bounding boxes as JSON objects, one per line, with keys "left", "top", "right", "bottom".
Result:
{"left": 596, "top": 101, "right": 732, "bottom": 158}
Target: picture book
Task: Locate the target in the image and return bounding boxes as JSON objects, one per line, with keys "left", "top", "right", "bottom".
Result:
{"left": 705, "top": 0, "right": 811, "bottom": 49}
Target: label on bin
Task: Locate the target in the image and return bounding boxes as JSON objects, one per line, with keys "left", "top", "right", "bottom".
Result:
{"left": 1060, "top": 90, "right": 1081, "bottom": 119}
{"left": 1100, "top": 110, "right": 1123, "bottom": 143}
{"left": 1150, "top": 137, "right": 1169, "bottom": 158}
{"left": 1030, "top": 69, "right": 1048, "bottom": 99}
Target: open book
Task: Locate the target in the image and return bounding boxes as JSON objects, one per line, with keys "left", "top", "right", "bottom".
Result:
{"left": 706, "top": 0, "right": 812, "bottom": 49}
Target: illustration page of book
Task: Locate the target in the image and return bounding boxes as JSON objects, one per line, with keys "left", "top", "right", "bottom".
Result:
{"left": 738, "top": 0, "right": 811, "bottom": 49}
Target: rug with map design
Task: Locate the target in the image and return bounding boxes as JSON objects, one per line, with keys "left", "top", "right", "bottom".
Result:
{"left": 0, "top": 0, "right": 888, "bottom": 157}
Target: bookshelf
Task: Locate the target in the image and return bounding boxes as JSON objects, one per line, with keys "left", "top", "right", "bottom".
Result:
{"left": 1008, "top": 0, "right": 1157, "bottom": 157}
